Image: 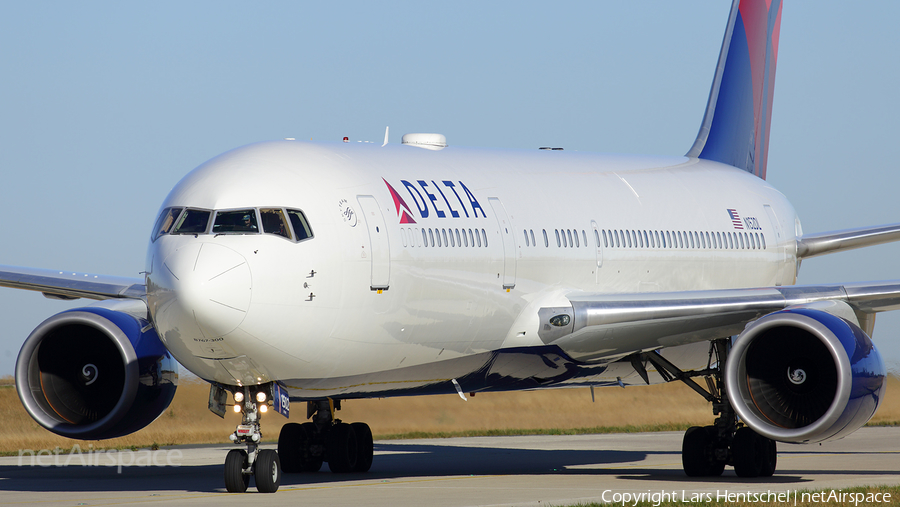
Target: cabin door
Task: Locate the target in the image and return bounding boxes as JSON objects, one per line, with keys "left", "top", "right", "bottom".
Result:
{"left": 489, "top": 197, "right": 516, "bottom": 290}
{"left": 357, "top": 195, "right": 390, "bottom": 290}
{"left": 591, "top": 220, "right": 603, "bottom": 283}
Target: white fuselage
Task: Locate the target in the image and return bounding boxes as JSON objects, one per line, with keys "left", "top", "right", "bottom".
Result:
{"left": 145, "top": 140, "right": 799, "bottom": 398}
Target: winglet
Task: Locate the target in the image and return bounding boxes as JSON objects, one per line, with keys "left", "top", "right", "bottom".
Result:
{"left": 686, "top": 0, "right": 782, "bottom": 180}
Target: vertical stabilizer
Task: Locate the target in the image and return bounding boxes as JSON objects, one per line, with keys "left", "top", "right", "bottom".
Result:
{"left": 686, "top": 0, "right": 782, "bottom": 180}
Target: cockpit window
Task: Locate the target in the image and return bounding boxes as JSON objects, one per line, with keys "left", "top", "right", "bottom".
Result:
{"left": 152, "top": 207, "right": 183, "bottom": 241}
{"left": 172, "top": 209, "right": 211, "bottom": 234}
{"left": 287, "top": 209, "right": 313, "bottom": 241}
{"left": 213, "top": 209, "right": 259, "bottom": 234}
{"left": 260, "top": 209, "right": 292, "bottom": 239}
{"left": 154, "top": 206, "right": 311, "bottom": 242}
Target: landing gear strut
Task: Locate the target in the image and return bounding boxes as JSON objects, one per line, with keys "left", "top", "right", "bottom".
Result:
{"left": 632, "top": 338, "right": 777, "bottom": 478}
{"left": 278, "top": 399, "right": 374, "bottom": 474}
{"left": 224, "top": 385, "right": 281, "bottom": 493}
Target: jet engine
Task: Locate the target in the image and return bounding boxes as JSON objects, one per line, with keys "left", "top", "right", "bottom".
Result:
{"left": 725, "top": 307, "right": 885, "bottom": 443}
{"left": 15, "top": 302, "right": 177, "bottom": 440}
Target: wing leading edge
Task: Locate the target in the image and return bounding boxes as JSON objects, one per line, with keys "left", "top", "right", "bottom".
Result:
{"left": 0, "top": 265, "right": 145, "bottom": 301}
{"left": 543, "top": 281, "right": 900, "bottom": 362}
{"left": 797, "top": 223, "right": 900, "bottom": 259}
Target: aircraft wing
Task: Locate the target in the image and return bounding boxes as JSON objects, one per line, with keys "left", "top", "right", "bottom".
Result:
{"left": 798, "top": 223, "right": 900, "bottom": 258}
{"left": 0, "top": 265, "right": 145, "bottom": 301}
{"left": 549, "top": 281, "right": 900, "bottom": 362}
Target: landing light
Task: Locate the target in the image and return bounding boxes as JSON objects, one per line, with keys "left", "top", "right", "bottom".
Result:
{"left": 260, "top": 404, "right": 268, "bottom": 413}
{"left": 256, "top": 392, "right": 267, "bottom": 403}
{"left": 233, "top": 404, "right": 242, "bottom": 413}
{"left": 234, "top": 392, "right": 244, "bottom": 403}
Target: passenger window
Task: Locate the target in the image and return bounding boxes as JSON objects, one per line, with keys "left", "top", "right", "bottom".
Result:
{"left": 286, "top": 209, "right": 313, "bottom": 241}
{"left": 567, "top": 229, "right": 573, "bottom": 247}
{"left": 260, "top": 208, "right": 292, "bottom": 239}
{"left": 524, "top": 230, "right": 529, "bottom": 246}
{"left": 555, "top": 229, "right": 561, "bottom": 247}
{"left": 482, "top": 229, "right": 488, "bottom": 247}
{"left": 462, "top": 229, "right": 468, "bottom": 247}
{"left": 615, "top": 230, "right": 620, "bottom": 248}
{"left": 600, "top": 230, "right": 606, "bottom": 248}
{"left": 543, "top": 229, "right": 548, "bottom": 247}
{"left": 429, "top": 229, "right": 435, "bottom": 247}
{"left": 469, "top": 229, "right": 475, "bottom": 247}
{"left": 422, "top": 229, "right": 428, "bottom": 246}
{"left": 476, "top": 229, "right": 482, "bottom": 247}
{"left": 172, "top": 208, "right": 212, "bottom": 234}
{"left": 152, "top": 207, "right": 183, "bottom": 241}
{"left": 531, "top": 230, "right": 536, "bottom": 247}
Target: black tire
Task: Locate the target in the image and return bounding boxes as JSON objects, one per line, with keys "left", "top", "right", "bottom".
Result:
{"left": 299, "top": 422, "right": 324, "bottom": 472}
{"left": 224, "top": 449, "right": 250, "bottom": 493}
{"left": 732, "top": 427, "right": 764, "bottom": 477}
{"left": 326, "top": 423, "right": 358, "bottom": 473}
{"left": 682, "top": 426, "right": 713, "bottom": 477}
{"left": 254, "top": 449, "right": 281, "bottom": 493}
{"left": 278, "top": 423, "right": 304, "bottom": 473}
{"left": 759, "top": 437, "right": 777, "bottom": 477}
{"left": 351, "top": 422, "right": 374, "bottom": 472}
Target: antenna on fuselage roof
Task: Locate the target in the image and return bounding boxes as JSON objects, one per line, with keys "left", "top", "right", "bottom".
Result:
{"left": 382, "top": 126, "right": 389, "bottom": 147}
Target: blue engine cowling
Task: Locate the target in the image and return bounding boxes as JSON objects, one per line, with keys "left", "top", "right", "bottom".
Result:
{"left": 725, "top": 307, "right": 885, "bottom": 443}
{"left": 15, "top": 301, "right": 177, "bottom": 439}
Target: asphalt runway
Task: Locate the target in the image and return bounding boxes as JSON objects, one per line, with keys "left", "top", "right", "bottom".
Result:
{"left": 1, "top": 428, "right": 898, "bottom": 506}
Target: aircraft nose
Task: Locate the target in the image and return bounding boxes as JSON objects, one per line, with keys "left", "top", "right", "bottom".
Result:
{"left": 151, "top": 243, "right": 251, "bottom": 342}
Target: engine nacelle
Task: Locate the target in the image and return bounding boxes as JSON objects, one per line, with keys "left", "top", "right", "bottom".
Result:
{"left": 15, "top": 302, "right": 177, "bottom": 440}
{"left": 725, "top": 307, "right": 885, "bottom": 443}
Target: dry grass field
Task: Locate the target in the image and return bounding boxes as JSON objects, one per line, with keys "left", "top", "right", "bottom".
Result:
{"left": 2, "top": 374, "right": 899, "bottom": 454}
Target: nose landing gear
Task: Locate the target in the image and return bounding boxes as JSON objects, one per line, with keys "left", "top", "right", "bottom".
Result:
{"left": 222, "top": 386, "right": 282, "bottom": 493}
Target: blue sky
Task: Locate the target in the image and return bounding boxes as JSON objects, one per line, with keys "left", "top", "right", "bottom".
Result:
{"left": 1, "top": 1, "right": 899, "bottom": 376}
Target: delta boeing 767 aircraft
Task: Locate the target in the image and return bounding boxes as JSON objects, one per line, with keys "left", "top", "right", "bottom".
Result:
{"left": 2, "top": 0, "right": 899, "bottom": 493}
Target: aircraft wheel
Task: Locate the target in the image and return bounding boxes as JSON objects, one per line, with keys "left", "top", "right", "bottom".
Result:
{"left": 299, "top": 422, "right": 324, "bottom": 472}
{"left": 732, "top": 427, "right": 764, "bottom": 477}
{"left": 326, "top": 422, "right": 358, "bottom": 473}
{"left": 224, "top": 449, "right": 250, "bottom": 493}
{"left": 682, "top": 426, "right": 723, "bottom": 477}
{"left": 351, "top": 422, "right": 374, "bottom": 472}
{"left": 254, "top": 449, "right": 281, "bottom": 493}
{"left": 278, "top": 423, "right": 303, "bottom": 473}
{"left": 759, "top": 436, "right": 777, "bottom": 477}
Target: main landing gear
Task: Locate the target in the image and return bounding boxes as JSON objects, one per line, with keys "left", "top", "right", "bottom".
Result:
{"left": 277, "top": 399, "right": 374, "bottom": 475}
{"left": 224, "top": 386, "right": 281, "bottom": 493}
{"left": 631, "top": 338, "right": 777, "bottom": 478}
